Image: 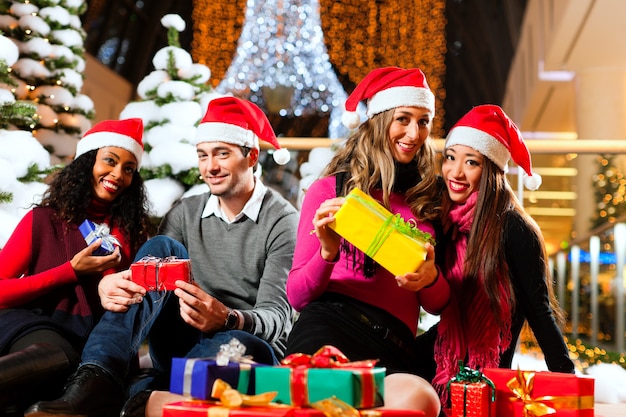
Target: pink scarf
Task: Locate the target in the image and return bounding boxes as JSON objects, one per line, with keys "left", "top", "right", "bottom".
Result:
{"left": 432, "top": 192, "right": 512, "bottom": 403}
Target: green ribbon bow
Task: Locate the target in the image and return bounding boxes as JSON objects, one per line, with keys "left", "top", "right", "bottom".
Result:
{"left": 447, "top": 361, "right": 497, "bottom": 417}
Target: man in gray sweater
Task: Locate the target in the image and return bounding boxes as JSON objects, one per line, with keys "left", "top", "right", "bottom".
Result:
{"left": 27, "top": 97, "right": 299, "bottom": 417}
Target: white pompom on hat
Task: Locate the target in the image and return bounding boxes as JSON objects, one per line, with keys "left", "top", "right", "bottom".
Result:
{"left": 195, "top": 96, "right": 290, "bottom": 165}
{"left": 444, "top": 104, "right": 542, "bottom": 190}
{"left": 342, "top": 66, "right": 436, "bottom": 129}
{"left": 75, "top": 118, "right": 144, "bottom": 166}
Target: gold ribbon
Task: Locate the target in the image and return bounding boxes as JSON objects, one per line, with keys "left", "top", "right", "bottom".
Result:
{"left": 208, "top": 406, "right": 231, "bottom": 417}
{"left": 311, "top": 396, "right": 363, "bottom": 417}
{"left": 505, "top": 370, "right": 593, "bottom": 417}
{"left": 211, "top": 378, "right": 278, "bottom": 408}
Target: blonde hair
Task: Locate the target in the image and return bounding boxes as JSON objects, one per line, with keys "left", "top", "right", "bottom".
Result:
{"left": 323, "top": 109, "right": 441, "bottom": 221}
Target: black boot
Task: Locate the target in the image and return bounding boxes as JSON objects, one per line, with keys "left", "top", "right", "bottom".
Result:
{"left": 0, "top": 343, "right": 72, "bottom": 410}
{"left": 120, "top": 390, "right": 152, "bottom": 417}
{"left": 25, "top": 364, "right": 124, "bottom": 417}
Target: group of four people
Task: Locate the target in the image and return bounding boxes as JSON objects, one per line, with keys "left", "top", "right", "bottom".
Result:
{"left": 0, "top": 66, "right": 574, "bottom": 417}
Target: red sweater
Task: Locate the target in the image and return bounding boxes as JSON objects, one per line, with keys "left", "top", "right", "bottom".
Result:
{"left": 0, "top": 207, "right": 132, "bottom": 309}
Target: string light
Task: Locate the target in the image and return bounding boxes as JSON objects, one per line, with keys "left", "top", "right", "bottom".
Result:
{"left": 192, "top": 0, "right": 447, "bottom": 136}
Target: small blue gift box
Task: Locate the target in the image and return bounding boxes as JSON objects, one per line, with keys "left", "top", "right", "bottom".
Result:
{"left": 170, "top": 358, "right": 265, "bottom": 400}
{"left": 78, "top": 219, "right": 118, "bottom": 256}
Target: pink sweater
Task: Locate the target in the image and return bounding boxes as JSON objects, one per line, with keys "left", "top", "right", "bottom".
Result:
{"left": 287, "top": 176, "right": 450, "bottom": 336}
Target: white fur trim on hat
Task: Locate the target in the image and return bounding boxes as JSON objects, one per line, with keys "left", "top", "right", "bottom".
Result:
{"left": 341, "top": 111, "right": 361, "bottom": 129}
{"left": 272, "top": 148, "right": 290, "bottom": 165}
{"left": 75, "top": 132, "right": 144, "bottom": 166}
{"left": 445, "top": 126, "right": 510, "bottom": 172}
{"left": 524, "top": 172, "right": 542, "bottom": 190}
{"left": 194, "top": 122, "right": 259, "bottom": 149}
{"left": 367, "top": 86, "right": 435, "bottom": 117}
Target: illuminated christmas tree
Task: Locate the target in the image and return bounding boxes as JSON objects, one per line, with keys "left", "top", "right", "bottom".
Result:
{"left": 216, "top": 0, "right": 349, "bottom": 139}
{"left": 591, "top": 155, "right": 626, "bottom": 229}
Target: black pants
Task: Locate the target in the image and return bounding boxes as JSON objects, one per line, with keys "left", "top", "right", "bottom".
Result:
{"left": 286, "top": 293, "right": 431, "bottom": 377}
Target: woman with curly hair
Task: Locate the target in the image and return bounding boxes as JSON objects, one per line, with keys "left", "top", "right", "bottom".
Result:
{"left": 285, "top": 67, "right": 449, "bottom": 417}
{"left": 0, "top": 118, "right": 152, "bottom": 415}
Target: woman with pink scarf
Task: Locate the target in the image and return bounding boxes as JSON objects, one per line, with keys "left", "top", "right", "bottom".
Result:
{"left": 421, "top": 104, "right": 575, "bottom": 405}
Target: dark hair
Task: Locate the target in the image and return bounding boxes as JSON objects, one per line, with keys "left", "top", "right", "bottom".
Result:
{"left": 39, "top": 149, "right": 153, "bottom": 253}
{"left": 441, "top": 157, "right": 564, "bottom": 326}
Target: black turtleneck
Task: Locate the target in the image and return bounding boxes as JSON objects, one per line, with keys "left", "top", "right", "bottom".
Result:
{"left": 392, "top": 159, "right": 421, "bottom": 193}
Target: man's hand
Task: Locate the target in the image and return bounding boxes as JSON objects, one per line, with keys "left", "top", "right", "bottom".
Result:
{"left": 98, "top": 270, "right": 146, "bottom": 312}
{"left": 174, "top": 280, "right": 229, "bottom": 333}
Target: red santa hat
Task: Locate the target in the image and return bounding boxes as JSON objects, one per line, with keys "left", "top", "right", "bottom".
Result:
{"left": 75, "top": 118, "right": 144, "bottom": 166}
{"left": 445, "top": 104, "right": 542, "bottom": 190}
{"left": 195, "top": 96, "right": 290, "bottom": 165}
{"left": 342, "top": 66, "right": 436, "bottom": 129}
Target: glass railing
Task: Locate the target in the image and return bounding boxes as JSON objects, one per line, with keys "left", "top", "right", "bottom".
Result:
{"left": 553, "top": 221, "right": 626, "bottom": 355}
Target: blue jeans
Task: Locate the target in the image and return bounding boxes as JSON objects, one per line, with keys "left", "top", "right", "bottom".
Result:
{"left": 80, "top": 235, "right": 277, "bottom": 393}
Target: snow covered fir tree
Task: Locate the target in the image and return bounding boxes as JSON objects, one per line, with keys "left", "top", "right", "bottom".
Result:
{"left": 0, "top": 31, "right": 52, "bottom": 246}
{"left": 0, "top": 0, "right": 94, "bottom": 164}
{"left": 119, "top": 14, "right": 223, "bottom": 217}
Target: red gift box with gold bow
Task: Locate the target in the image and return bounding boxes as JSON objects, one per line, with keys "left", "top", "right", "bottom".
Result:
{"left": 481, "top": 368, "right": 594, "bottom": 417}
{"left": 162, "top": 401, "right": 426, "bottom": 417}
{"left": 130, "top": 256, "right": 192, "bottom": 291}
{"left": 447, "top": 362, "right": 496, "bottom": 417}
{"left": 163, "top": 401, "right": 295, "bottom": 417}
{"left": 254, "top": 346, "right": 385, "bottom": 408}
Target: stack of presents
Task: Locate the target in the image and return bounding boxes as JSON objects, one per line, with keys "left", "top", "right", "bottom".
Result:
{"left": 165, "top": 343, "right": 401, "bottom": 417}
{"left": 164, "top": 343, "right": 595, "bottom": 417}
{"left": 82, "top": 190, "right": 596, "bottom": 417}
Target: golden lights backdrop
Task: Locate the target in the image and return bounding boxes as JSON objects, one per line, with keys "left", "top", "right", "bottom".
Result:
{"left": 191, "top": 0, "right": 447, "bottom": 137}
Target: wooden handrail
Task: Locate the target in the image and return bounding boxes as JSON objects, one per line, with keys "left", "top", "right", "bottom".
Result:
{"left": 263, "top": 138, "right": 626, "bottom": 154}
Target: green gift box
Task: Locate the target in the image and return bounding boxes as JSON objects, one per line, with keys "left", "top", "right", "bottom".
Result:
{"left": 254, "top": 366, "right": 385, "bottom": 408}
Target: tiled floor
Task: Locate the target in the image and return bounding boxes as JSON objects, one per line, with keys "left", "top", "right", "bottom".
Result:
{"left": 595, "top": 403, "right": 622, "bottom": 417}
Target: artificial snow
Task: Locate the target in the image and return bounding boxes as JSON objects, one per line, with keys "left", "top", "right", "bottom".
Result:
{"left": 144, "top": 178, "right": 185, "bottom": 217}
{"left": 39, "top": 6, "right": 71, "bottom": 26}
{"left": 50, "top": 29, "right": 83, "bottom": 47}
{"left": 0, "top": 89, "right": 15, "bottom": 105}
{"left": 12, "top": 58, "right": 51, "bottom": 79}
{"left": 10, "top": 3, "right": 39, "bottom": 17}
{"left": 31, "top": 85, "right": 74, "bottom": 106}
{"left": 148, "top": 142, "right": 197, "bottom": 174}
{"left": 21, "top": 37, "right": 54, "bottom": 58}
{"left": 161, "top": 14, "right": 186, "bottom": 32}
{"left": 0, "top": 130, "right": 52, "bottom": 247}
{"left": 73, "top": 94, "right": 95, "bottom": 113}
{"left": 153, "top": 46, "right": 192, "bottom": 71}
{"left": 178, "top": 64, "right": 211, "bottom": 84}
{"left": 52, "top": 68, "right": 83, "bottom": 91}
{"left": 18, "top": 15, "right": 51, "bottom": 37}
{"left": 159, "top": 101, "right": 203, "bottom": 126}
{"left": 137, "top": 71, "right": 170, "bottom": 99}
{"left": 0, "top": 35, "right": 19, "bottom": 65}
{"left": 143, "top": 124, "right": 197, "bottom": 148}
{"left": 157, "top": 80, "right": 195, "bottom": 101}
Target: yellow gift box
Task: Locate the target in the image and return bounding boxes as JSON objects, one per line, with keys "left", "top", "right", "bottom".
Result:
{"left": 329, "top": 188, "right": 433, "bottom": 276}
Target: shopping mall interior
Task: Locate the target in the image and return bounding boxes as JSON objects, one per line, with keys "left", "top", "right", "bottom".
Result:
{"left": 76, "top": 0, "right": 626, "bottom": 350}
{"left": 2, "top": 0, "right": 625, "bottom": 412}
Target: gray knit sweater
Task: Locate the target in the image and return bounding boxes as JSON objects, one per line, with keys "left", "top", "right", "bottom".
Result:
{"left": 159, "top": 187, "right": 298, "bottom": 357}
